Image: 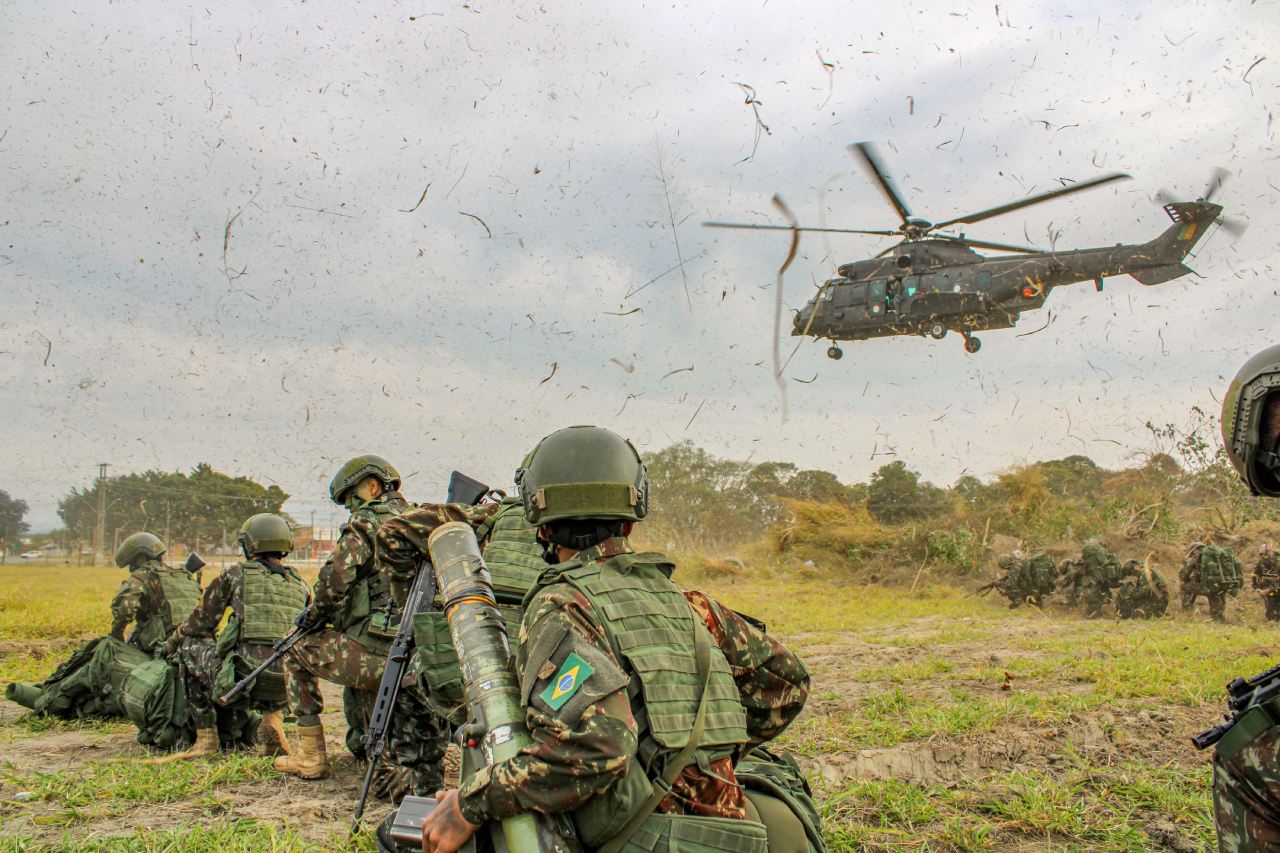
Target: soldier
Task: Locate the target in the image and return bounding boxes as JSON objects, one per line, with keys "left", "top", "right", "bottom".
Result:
{"left": 1057, "top": 558, "right": 1080, "bottom": 606}
{"left": 1181, "top": 540, "right": 1245, "bottom": 622}
{"left": 1113, "top": 558, "right": 1169, "bottom": 619}
{"left": 4, "top": 531, "right": 200, "bottom": 717}
{"left": 1064, "top": 541, "right": 1120, "bottom": 618}
{"left": 1252, "top": 544, "right": 1280, "bottom": 622}
{"left": 1210, "top": 344, "right": 1280, "bottom": 849}
{"left": 275, "top": 455, "right": 413, "bottom": 781}
{"left": 378, "top": 425, "right": 811, "bottom": 853}
{"left": 984, "top": 551, "right": 1041, "bottom": 608}
{"left": 158, "top": 513, "right": 310, "bottom": 760}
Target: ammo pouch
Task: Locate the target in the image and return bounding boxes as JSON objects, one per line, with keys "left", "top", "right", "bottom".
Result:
{"left": 411, "top": 605, "right": 523, "bottom": 723}
{"left": 735, "top": 748, "right": 828, "bottom": 853}
{"left": 123, "top": 658, "right": 189, "bottom": 748}
{"left": 214, "top": 651, "right": 287, "bottom": 708}
{"left": 620, "top": 813, "right": 768, "bottom": 853}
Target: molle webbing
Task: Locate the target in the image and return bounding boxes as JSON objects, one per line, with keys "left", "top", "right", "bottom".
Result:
{"left": 239, "top": 562, "right": 309, "bottom": 643}
{"left": 478, "top": 500, "right": 545, "bottom": 604}
{"left": 155, "top": 568, "right": 201, "bottom": 630}
{"left": 564, "top": 556, "right": 747, "bottom": 751}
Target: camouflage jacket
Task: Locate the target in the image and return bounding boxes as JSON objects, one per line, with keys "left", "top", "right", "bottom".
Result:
{"left": 455, "top": 537, "right": 810, "bottom": 828}
{"left": 109, "top": 559, "right": 177, "bottom": 646}
{"left": 374, "top": 501, "right": 502, "bottom": 605}
{"left": 1254, "top": 554, "right": 1280, "bottom": 592}
{"left": 312, "top": 491, "right": 410, "bottom": 622}
{"left": 165, "top": 560, "right": 310, "bottom": 653}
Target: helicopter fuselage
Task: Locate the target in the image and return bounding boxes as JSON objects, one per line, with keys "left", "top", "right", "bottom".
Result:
{"left": 793, "top": 201, "right": 1221, "bottom": 347}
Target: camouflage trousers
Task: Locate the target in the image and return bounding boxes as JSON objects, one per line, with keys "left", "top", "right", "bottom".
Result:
{"left": 283, "top": 629, "right": 384, "bottom": 719}
{"left": 283, "top": 629, "right": 449, "bottom": 791}
{"left": 1263, "top": 592, "right": 1280, "bottom": 622}
{"left": 1214, "top": 720, "right": 1280, "bottom": 851}
{"left": 1183, "top": 588, "right": 1228, "bottom": 621}
{"left": 176, "top": 637, "right": 224, "bottom": 721}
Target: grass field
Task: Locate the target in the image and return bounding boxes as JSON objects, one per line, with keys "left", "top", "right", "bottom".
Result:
{"left": 0, "top": 560, "right": 1272, "bottom": 851}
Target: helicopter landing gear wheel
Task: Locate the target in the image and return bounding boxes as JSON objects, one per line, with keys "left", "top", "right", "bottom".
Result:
{"left": 927, "top": 321, "right": 947, "bottom": 340}
{"left": 827, "top": 345, "right": 844, "bottom": 360}
{"left": 963, "top": 335, "right": 982, "bottom": 354}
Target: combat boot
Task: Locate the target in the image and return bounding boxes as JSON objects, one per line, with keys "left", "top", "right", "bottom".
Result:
{"left": 273, "top": 723, "right": 332, "bottom": 779}
{"left": 143, "top": 726, "right": 219, "bottom": 764}
{"left": 257, "top": 710, "right": 291, "bottom": 757}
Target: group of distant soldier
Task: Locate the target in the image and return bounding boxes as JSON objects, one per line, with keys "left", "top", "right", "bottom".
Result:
{"left": 981, "top": 538, "right": 1280, "bottom": 623}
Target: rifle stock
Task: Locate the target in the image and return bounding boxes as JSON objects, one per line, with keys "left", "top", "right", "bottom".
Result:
{"left": 1193, "top": 661, "right": 1280, "bottom": 750}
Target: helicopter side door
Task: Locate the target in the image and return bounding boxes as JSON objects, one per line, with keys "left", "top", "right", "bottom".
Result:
{"left": 830, "top": 281, "right": 869, "bottom": 325}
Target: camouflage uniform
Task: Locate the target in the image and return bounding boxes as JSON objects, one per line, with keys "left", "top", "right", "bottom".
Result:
{"left": 1254, "top": 549, "right": 1280, "bottom": 622}
{"left": 1113, "top": 560, "right": 1169, "bottom": 619}
{"left": 109, "top": 557, "right": 201, "bottom": 654}
{"left": 452, "top": 537, "right": 810, "bottom": 834}
{"left": 1214, "top": 715, "right": 1280, "bottom": 851}
{"left": 1182, "top": 545, "right": 1244, "bottom": 622}
{"left": 165, "top": 559, "right": 310, "bottom": 725}
{"left": 284, "top": 492, "right": 409, "bottom": 746}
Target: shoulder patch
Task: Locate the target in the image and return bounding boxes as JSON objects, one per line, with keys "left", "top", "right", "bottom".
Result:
{"left": 540, "top": 652, "right": 594, "bottom": 710}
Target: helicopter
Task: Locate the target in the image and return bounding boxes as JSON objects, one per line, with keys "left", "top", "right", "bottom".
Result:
{"left": 707, "top": 143, "right": 1240, "bottom": 357}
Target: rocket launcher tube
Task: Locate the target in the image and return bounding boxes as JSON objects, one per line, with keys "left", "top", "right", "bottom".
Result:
{"left": 427, "top": 521, "right": 547, "bottom": 853}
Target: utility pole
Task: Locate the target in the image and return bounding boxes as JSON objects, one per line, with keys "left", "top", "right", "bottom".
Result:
{"left": 310, "top": 510, "right": 316, "bottom": 563}
{"left": 164, "top": 499, "right": 171, "bottom": 554}
{"left": 94, "top": 463, "right": 109, "bottom": 567}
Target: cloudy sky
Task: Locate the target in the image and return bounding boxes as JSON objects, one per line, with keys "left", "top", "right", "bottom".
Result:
{"left": 1, "top": 0, "right": 1276, "bottom": 532}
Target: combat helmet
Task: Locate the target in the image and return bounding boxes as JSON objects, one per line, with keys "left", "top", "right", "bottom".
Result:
{"left": 237, "top": 513, "right": 294, "bottom": 557}
{"left": 1223, "top": 345, "right": 1280, "bottom": 497}
{"left": 329, "top": 455, "right": 401, "bottom": 504}
{"left": 996, "top": 554, "right": 1013, "bottom": 570}
{"left": 515, "top": 425, "right": 649, "bottom": 526}
{"left": 115, "top": 531, "right": 165, "bottom": 568}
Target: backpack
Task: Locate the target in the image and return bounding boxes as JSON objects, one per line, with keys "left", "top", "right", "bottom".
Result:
{"left": 1200, "top": 546, "right": 1231, "bottom": 588}
{"left": 735, "top": 748, "right": 827, "bottom": 853}
{"left": 1027, "top": 555, "right": 1057, "bottom": 596}
{"left": 31, "top": 636, "right": 151, "bottom": 720}
{"left": 122, "top": 658, "right": 190, "bottom": 748}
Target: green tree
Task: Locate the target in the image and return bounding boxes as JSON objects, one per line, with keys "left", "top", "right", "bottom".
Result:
{"left": 0, "top": 489, "right": 30, "bottom": 561}
{"left": 58, "top": 465, "right": 289, "bottom": 555}
{"left": 866, "top": 461, "right": 945, "bottom": 525}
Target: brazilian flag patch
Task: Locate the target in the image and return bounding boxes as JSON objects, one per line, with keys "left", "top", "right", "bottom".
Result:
{"left": 540, "top": 652, "right": 594, "bottom": 711}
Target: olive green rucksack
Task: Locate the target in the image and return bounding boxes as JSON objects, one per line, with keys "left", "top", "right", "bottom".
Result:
{"left": 20, "top": 637, "right": 151, "bottom": 720}
{"left": 122, "top": 658, "right": 190, "bottom": 748}
{"left": 736, "top": 747, "right": 828, "bottom": 853}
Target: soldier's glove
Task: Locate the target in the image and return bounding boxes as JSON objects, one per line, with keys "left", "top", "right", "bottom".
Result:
{"left": 294, "top": 604, "right": 320, "bottom": 631}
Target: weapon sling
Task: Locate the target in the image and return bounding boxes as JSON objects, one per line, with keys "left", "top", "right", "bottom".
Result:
{"left": 597, "top": 624, "right": 712, "bottom": 853}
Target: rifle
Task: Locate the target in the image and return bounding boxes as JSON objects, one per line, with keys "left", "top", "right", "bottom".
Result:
{"left": 969, "top": 579, "right": 1000, "bottom": 598}
{"left": 385, "top": 522, "right": 569, "bottom": 853}
{"left": 352, "top": 554, "right": 436, "bottom": 832}
{"left": 446, "top": 470, "right": 505, "bottom": 505}
{"left": 1193, "top": 660, "right": 1280, "bottom": 750}
{"left": 217, "top": 623, "right": 317, "bottom": 706}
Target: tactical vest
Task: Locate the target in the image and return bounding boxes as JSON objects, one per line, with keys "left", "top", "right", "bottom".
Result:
{"left": 332, "top": 497, "right": 403, "bottom": 650}
{"left": 238, "top": 561, "right": 310, "bottom": 644}
{"left": 131, "top": 561, "right": 201, "bottom": 653}
{"left": 547, "top": 551, "right": 751, "bottom": 847}
{"left": 476, "top": 498, "right": 546, "bottom": 605}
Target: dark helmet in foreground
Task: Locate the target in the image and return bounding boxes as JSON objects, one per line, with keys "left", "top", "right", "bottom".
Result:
{"left": 329, "top": 455, "right": 402, "bottom": 504}
{"left": 1223, "top": 345, "right": 1280, "bottom": 497}
{"left": 115, "top": 532, "right": 165, "bottom": 568}
{"left": 515, "top": 425, "right": 649, "bottom": 526}
{"left": 237, "top": 513, "right": 294, "bottom": 557}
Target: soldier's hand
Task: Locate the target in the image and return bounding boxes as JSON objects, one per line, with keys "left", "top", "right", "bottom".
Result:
{"left": 421, "top": 789, "right": 478, "bottom": 853}
{"left": 294, "top": 604, "right": 319, "bottom": 630}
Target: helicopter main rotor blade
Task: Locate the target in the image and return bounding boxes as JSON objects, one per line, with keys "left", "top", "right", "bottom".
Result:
{"left": 932, "top": 172, "right": 1131, "bottom": 230}
{"left": 947, "top": 236, "right": 1043, "bottom": 254}
{"left": 1203, "top": 167, "right": 1231, "bottom": 202}
{"left": 702, "top": 221, "right": 899, "bottom": 236}
{"left": 849, "top": 142, "right": 912, "bottom": 226}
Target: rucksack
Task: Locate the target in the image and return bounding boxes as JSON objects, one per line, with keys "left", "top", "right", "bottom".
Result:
{"left": 32, "top": 636, "right": 150, "bottom": 720}
{"left": 735, "top": 748, "right": 827, "bottom": 853}
{"left": 122, "top": 658, "right": 190, "bottom": 748}
{"left": 1200, "top": 546, "right": 1231, "bottom": 587}
{"left": 1027, "top": 555, "right": 1057, "bottom": 596}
